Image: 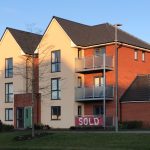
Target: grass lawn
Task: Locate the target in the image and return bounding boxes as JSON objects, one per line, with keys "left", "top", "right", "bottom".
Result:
{"left": 0, "top": 131, "right": 150, "bottom": 150}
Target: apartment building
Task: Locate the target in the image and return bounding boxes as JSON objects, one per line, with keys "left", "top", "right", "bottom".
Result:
{"left": 0, "top": 28, "right": 42, "bottom": 128}
{"left": 36, "top": 16, "right": 150, "bottom": 128}
{"left": 1, "top": 16, "right": 150, "bottom": 129}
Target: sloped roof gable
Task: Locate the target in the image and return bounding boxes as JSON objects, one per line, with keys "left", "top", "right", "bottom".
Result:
{"left": 7, "top": 27, "right": 42, "bottom": 55}
{"left": 54, "top": 16, "right": 150, "bottom": 49}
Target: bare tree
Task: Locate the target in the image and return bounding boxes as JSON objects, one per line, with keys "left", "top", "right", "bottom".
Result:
{"left": 14, "top": 26, "right": 65, "bottom": 137}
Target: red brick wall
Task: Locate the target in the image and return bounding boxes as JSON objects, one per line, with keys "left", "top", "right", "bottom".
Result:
{"left": 82, "top": 45, "right": 150, "bottom": 122}
{"left": 84, "top": 102, "right": 114, "bottom": 117}
{"left": 14, "top": 93, "right": 41, "bottom": 128}
{"left": 121, "top": 102, "right": 150, "bottom": 127}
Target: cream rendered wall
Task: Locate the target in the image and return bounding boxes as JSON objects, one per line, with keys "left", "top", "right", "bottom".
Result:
{"left": 38, "top": 19, "right": 84, "bottom": 128}
{"left": 0, "top": 30, "right": 27, "bottom": 125}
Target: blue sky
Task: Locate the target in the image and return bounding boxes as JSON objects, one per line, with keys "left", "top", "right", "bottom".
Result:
{"left": 0, "top": 0, "right": 150, "bottom": 43}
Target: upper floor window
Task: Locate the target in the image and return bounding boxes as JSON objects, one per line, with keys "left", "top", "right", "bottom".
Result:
{"left": 51, "top": 106, "right": 61, "bottom": 120}
{"left": 51, "top": 50, "right": 61, "bottom": 72}
{"left": 142, "top": 51, "right": 145, "bottom": 61}
{"left": 51, "top": 78, "right": 61, "bottom": 100}
{"left": 78, "top": 49, "right": 82, "bottom": 58}
{"left": 5, "top": 83, "right": 13, "bottom": 103}
{"left": 5, "top": 108, "right": 13, "bottom": 121}
{"left": 134, "top": 50, "right": 138, "bottom": 60}
{"left": 5, "top": 58, "right": 13, "bottom": 78}
{"left": 94, "top": 76, "right": 104, "bottom": 87}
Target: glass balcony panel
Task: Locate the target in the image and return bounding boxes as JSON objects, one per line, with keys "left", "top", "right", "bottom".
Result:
{"left": 94, "top": 86, "right": 103, "bottom": 98}
{"left": 75, "top": 85, "right": 114, "bottom": 101}
{"left": 84, "top": 57, "right": 93, "bottom": 69}
{"left": 75, "top": 55, "right": 113, "bottom": 73}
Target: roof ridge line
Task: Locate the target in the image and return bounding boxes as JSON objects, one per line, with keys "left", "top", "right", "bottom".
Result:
{"left": 54, "top": 16, "right": 91, "bottom": 27}
{"left": 7, "top": 27, "right": 42, "bottom": 36}
{"left": 116, "top": 26, "right": 150, "bottom": 46}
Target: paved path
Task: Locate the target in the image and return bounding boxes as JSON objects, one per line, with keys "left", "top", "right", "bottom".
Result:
{"left": 46, "top": 130, "right": 150, "bottom": 134}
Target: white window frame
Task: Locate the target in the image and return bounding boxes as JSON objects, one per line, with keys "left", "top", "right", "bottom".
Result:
{"left": 142, "top": 51, "right": 145, "bottom": 61}
{"left": 134, "top": 50, "right": 138, "bottom": 60}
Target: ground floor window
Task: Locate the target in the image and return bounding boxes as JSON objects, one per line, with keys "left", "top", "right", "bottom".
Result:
{"left": 5, "top": 108, "right": 13, "bottom": 121}
{"left": 93, "top": 105, "right": 103, "bottom": 116}
{"left": 78, "top": 105, "right": 82, "bottom": 116}
{"left": 51, "top": 106, "right": 61, "bottom": 120}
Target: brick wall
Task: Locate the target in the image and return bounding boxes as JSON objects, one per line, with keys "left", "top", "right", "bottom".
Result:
{"left": 14, "top": 93, "right": 41, "bottom": 128}
{"left": 121, "top": 102, "right": 150, "bottom": 127}
{"left": 82, "top": 45, "right": 150, "bottom": 122}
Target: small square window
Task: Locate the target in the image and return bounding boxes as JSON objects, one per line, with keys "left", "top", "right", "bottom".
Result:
{"left": 51, "top": 106, "right": 61, "bottom": 120}
{"left": 5, "top": 108, "right": 13, "bottom": 121}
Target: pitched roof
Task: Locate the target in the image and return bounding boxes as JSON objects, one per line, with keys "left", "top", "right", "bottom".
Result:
{"left": 7, "top": 27, "right": 42, "bottom": 55}
{"left": 120, "top": 75, "right": 150, "bottom": 102}
{"left": 54, "top": 16, "right": 150, "bottom": 49}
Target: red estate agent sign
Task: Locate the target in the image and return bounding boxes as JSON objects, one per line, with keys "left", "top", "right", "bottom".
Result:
{"left": 75, "top": 116, "right": 103, "bottom": 126}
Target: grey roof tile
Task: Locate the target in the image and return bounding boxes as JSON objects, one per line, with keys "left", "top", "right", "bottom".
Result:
{"left": 120, "top": 75, "right": 150, "bottom": 102}
{"left": 7, "top": 27, "right": 42, "bottom": 55}
{"left": 54, "top": 16, "right": 150, "bottom": 49}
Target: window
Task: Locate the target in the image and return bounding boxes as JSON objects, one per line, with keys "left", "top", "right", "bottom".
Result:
{"left": 78, "top": 49, "right": 82, "bottom": 58}
{"left": 94, "top": 76, "right": 100, "bottom": 87}
{"left": 51, "top": 78, "right": 61, "bottom": 100}
{"left": 77, "top": 76, "right": 82, "bottom": 88}
{"left": 134, "top": 50, "right": 138, "bottom": 60}
{"left": 5, "top": 83, "right": 13, "bottom": 102}
{"left": 5, "top": 58, "right": 13, "bottom": 78}
{"left": 5, "top": 108, "right": 13, "bottom": 121}
{"left": 93, "top": 105, "right": 103, "bottom": 116}
{"left": 51, "top": 50, "right": 61, "bottom": 72}
{"left": 78, "top": 106, "right": 82, "bottom": 116}
{"left": 95, "top": 47, "right": 105, "bottom": 56}
{"left": 26, "top": 57, "right": 32, "bottom": 93}
{"left": 51, "top": 106, "right": 61, "bottom": 120}
{"left": 142, "top": 52, "right": 145, "bottom": 61}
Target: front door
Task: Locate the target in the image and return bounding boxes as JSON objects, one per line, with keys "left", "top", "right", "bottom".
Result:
{"left": 17, "top": 108, "right": 24, "bottom": 128}
{"left": 24, "top": 107, "right": 32, "bottom": 128}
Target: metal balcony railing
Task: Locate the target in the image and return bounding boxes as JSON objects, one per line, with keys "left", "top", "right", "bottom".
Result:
{"left": 75, "top": 55, "right": 113, "bottom": 73}
{"left": 75, "top": 85, "right": 114, "bottom": 101}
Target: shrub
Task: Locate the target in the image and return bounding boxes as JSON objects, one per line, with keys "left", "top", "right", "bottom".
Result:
{"left": 34, "top": 124, "right": 51, "bottom": 130}
{"left": 119, "top": 121, "right": 143, "bottom": 129}
{"left": 34, "top": 124, "right": 44, "bottom": 130}
{"left": 70, "top": 126, "right": 104, "bottom": 130}
{"left": 1, "top": 124, "right": 14, "bottom": 131}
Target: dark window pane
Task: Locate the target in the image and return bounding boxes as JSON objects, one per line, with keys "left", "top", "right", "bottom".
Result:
{"left": 51, "top": 78, "right": 61, "bottom": 100}
{"left": 5, "top": 58, "right": 13, "bottom": 78}
{"left": 51, "top": 106, "right": 61, "bottom": 120}
{"left": 51, "top": 51, "right": 60, "bottom": 72}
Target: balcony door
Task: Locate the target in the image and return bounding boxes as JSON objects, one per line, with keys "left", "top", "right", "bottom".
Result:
{"left": 94, "top": 76, "right": 104, "bottom": 87}
{"left": 94, "top": 76, "right": 104, "bottom": 98}
{"left": 94, "top": 47, "right": 105, "bottom": 56}
{"left": 93, "top": 105, "right": 104, "bottom": 116}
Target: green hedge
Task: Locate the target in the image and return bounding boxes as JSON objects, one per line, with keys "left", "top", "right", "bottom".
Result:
{"left": 119, "top": 121, "right": 143, "bottom": 129}
{"left": 34, "top": 124, "right": 51, "bottom": 130}
{"left": 0, "top": 124, "right": 14, "bottom": 132}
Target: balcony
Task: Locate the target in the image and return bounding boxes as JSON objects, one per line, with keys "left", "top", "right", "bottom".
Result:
{"left": 75, "top": 55, "right": 113, "bottom": 74}
{"left": 75, "top": 85, "right": 114, "bottom": 101}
